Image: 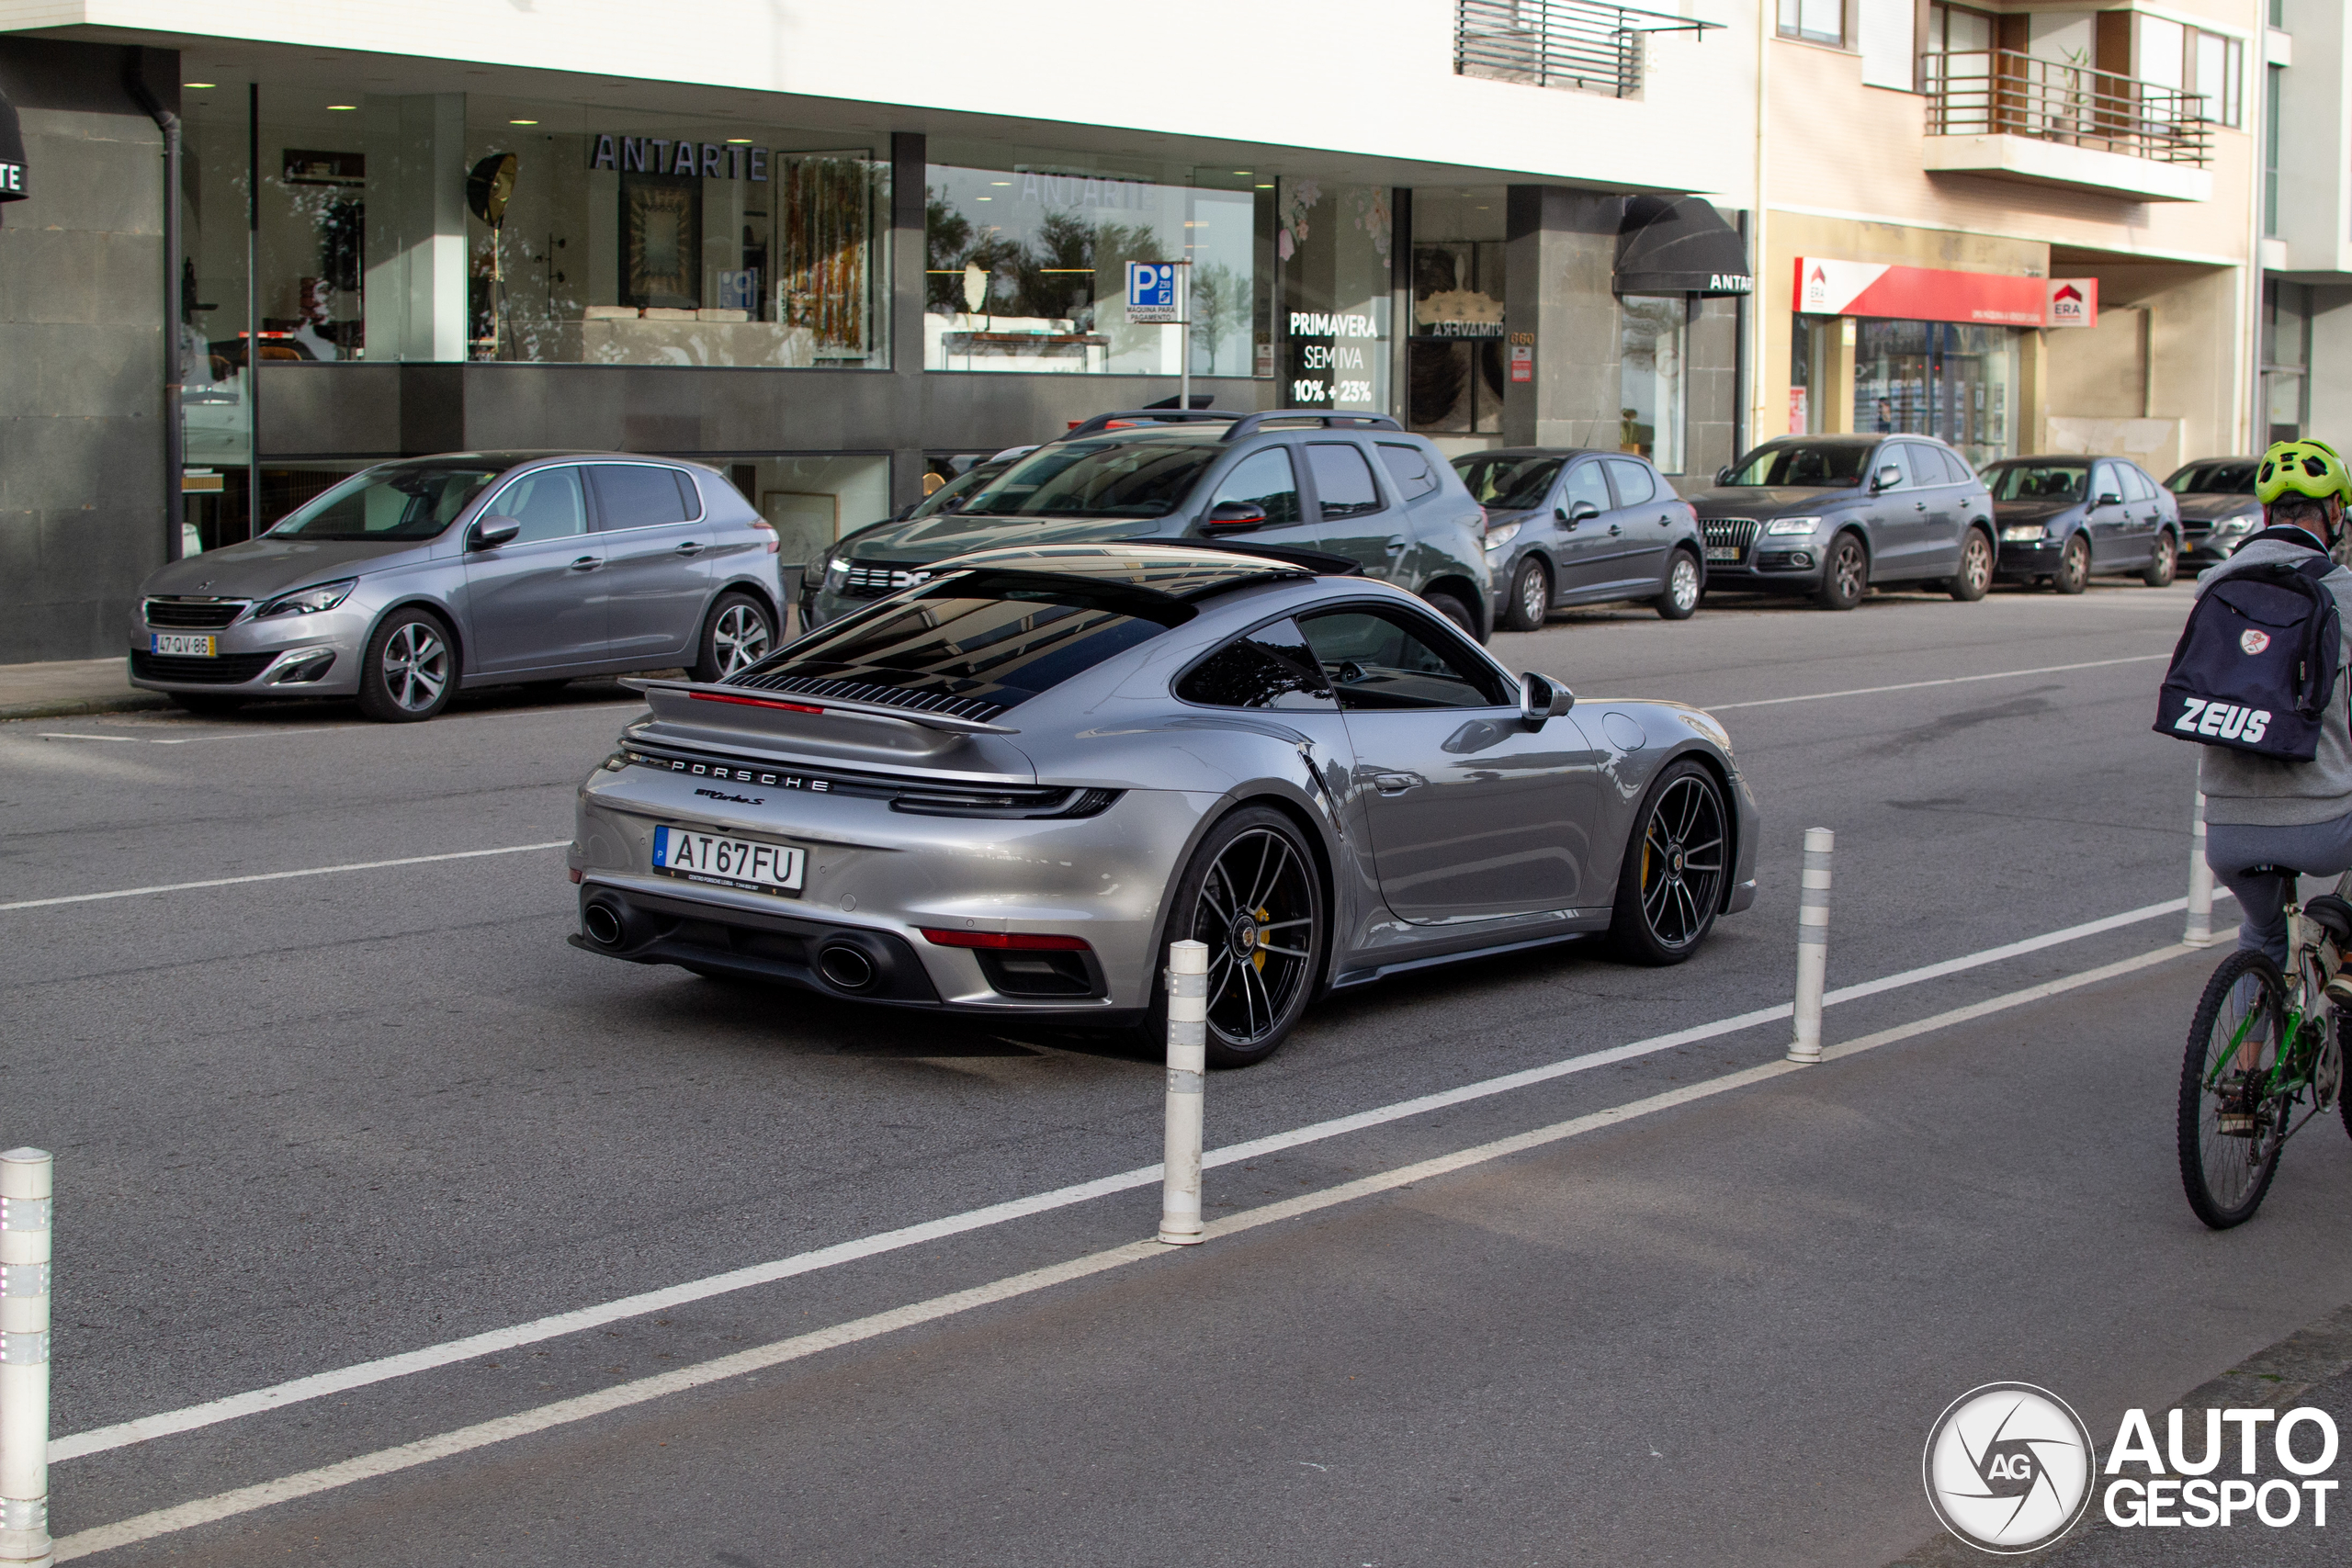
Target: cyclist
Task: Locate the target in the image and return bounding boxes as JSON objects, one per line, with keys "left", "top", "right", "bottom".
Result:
{"left": 2201, "top": 439, "right": 2352, "bottom": 975}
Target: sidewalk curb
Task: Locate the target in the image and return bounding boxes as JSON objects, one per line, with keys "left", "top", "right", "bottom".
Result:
{"left": 0, "top": 692, "right": 172, "bottom": 723}
{"left": 1889, "top": 1301, "right": 2352, "bottom": 1564}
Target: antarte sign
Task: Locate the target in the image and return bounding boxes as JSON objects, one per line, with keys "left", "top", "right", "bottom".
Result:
{"left": 590, "top": 135, "right": 770, "bottom": 182}
{"left": 0, "top": 82, "right": 27, "bottom": 208}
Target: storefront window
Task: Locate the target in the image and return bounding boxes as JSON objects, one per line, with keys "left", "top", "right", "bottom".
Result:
{"left": 923, "top": 163, "right": 1261, "bottom": 376}
{"left": 1407, "top": 187, "right": 1505, "bottom": 434}
{"left": 1851, "top": 319, "right": 2017, "bottom": 466}
{"left": 1618, "top": 297, "right": 1688, "bottom": 472}
{"left": 1280, "top": 180, "right": 1394, "bottom": 416}
{"left": 185, "top": 84, "right": 888, "bottom": 371}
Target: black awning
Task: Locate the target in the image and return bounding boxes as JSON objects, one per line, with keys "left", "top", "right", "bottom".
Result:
{"left": 0, "top": 82, "right": 25, "bottom": 203}
{"left": 1615, "top": 196, "right": 1748, "bottom": 297}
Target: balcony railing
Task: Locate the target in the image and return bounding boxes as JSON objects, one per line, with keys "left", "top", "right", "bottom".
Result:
{"left": 1925, "top": 49, "right": 2211, "bottom": 167}
{"left": 1455, "top": 0, "right": 1721, "bottom": 99}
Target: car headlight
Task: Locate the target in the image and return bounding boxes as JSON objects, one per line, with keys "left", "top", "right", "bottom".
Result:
{"left": 1764, "top": 516, "right": 1821, "bottom": 536}
{"left": 1999, "top": 525, "right": 2047, "bottom": 543}
{"left": 254, "top": 578, "right": 357, "bottom": 619}
{"left": 1483, "top": 522, "right": 1522, "bottom": 552}
{"left": 2212, "top": 511, "right": 2257, "bottom": 537}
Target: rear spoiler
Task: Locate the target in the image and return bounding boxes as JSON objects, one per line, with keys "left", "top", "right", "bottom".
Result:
{"left": 623, "top": 678, "right": 1020, "bottom": 735}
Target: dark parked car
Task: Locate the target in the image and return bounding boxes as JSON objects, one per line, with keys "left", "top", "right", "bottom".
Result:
{"left": 1684, "top": 435, "right": 1996, "bottom": 610}
{"left": 2163, "top": 456, "right": 2263, "bottom": 567}
{"left": 796, "top": 446, "right": 1031, "bottom": 627}
{"left": 801, "top": 410, "right": 1493, "bottom": 639}
{"left": 1984, "top": 456, "right": 2181, "bottom": 592}
{"left": 1453, "top": 448, "right": 1706, "bottom": 630}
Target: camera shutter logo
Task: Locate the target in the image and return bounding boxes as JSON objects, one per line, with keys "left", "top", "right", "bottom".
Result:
{"left": 1923, "top": 1382, "right": 2097, "bottom": 1553}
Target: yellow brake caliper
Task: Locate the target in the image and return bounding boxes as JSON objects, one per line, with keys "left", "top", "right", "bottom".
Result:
{"left": 1252, "top": 906, "right": 1271, "bottom": 972}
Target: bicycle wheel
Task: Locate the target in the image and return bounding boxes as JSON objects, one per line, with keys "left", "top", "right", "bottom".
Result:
{"left": 2178, "top": 949, "right": 2289, "bottom": 1229}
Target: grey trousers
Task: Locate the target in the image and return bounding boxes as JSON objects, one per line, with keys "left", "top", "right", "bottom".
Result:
{"left": 2206, "top": 807, "right": 2352, "bottom": 965}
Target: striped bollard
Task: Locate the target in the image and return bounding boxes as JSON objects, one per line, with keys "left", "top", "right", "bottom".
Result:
{"left": 1158, "top": 940, "right": 1209, "bottom": 1246}
{"left": 2186, "top": 789, "right": 2218, "bottom": 947}
{"left": 1786, "top": 829, "right": 1833, "bottom": 1066}
{"left": 0, "top": 1149, "right": 52, "bottom": 1568}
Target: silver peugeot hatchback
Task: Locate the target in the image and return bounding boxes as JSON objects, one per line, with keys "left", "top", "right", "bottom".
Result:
{"left": 130, "top": 452, "right": 787, "bottom": 721}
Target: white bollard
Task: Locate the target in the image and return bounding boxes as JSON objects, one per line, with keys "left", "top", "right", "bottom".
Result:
{"left": 1158, "top": 940, "right": 1209, "bottom": 1246}
{"left": 2186, "top": 789, "right": 2218, "bottom": 947}
{"left": 0, "top": 1149, "right": 52, "bottom": 1568}
{"left": 1786, "top": 829, "right": 1834, "bottom": 1066}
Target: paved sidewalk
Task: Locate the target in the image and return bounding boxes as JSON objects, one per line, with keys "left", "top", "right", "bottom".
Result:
{"left": 0, "top": 657, "right": 166, "bottom": 722}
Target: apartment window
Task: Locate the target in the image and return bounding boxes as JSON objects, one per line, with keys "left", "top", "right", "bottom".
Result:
{"left": 1777, "top": 0, "right": 1842, "bottom": 47}
{"left": 2262, "top": 281, "right": 2311, "bottom": 444}
{"left": 2190, "top": 29, "right": 2245, "bottom": 127}
{"left": 1925, "top": 4, "right": 1994, "bottom": 55}
{"left": 2265, "top": 63, "right": 2283, "bottom": 233}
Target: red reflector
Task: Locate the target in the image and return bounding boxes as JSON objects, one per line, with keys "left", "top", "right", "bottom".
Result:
{"left": 689, "top": 691, "right": 824, "bottom": 715}
{"left": 919, "top": 928, "right": 1092, "bottom": 952}
{"left": 569, "top": 867, "right": 582, "bottom": 885}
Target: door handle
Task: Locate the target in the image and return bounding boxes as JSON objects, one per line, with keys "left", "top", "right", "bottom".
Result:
{"left": 1384, "top": 539, "right": 1407, "bottom": 555}
{"left": 673, "top": 540, "right": 705, "bottom": 557}
{"left": 1373, "top": 772, "right": 1422, "bottom": 795}
{"left": 569, "top": 556, "right": 601, "bottom": 571}
{"left": 1607, "top": 524, "right": 1623, "bottom": 536}
{"left": 1915, "top": 501, "right": 1928, "bottom": 511}
{"left": 1657, "top": 513, "right": 1672, "bottom": 526}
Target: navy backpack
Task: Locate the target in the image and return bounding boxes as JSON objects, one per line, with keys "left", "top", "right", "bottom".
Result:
{"left": 2154, "top": 532, "right": 2342, "bottom": 761}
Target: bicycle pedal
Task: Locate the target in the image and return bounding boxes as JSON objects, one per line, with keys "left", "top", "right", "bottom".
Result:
{"left": 2217, "top": 1111, "right": 2258, "bottom": 1137}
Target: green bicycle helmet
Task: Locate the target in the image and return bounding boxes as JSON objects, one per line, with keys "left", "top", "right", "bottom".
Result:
{"left": 2256, "top": 437, "right": 2351, "bottom": 506}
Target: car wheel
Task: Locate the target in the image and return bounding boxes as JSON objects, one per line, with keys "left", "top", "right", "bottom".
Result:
{"left": 1501, "top": 558, "right": 1550, "bottom": 632}
{"left": 1815, "top": 534, "right": 1867, "bottom": 611}
{"left": 1948, "top": 529, "right": 1993, "bottom": 602}
{"left": 2055, "top": 534, "right": 2091, "bottom": 594}
{"left": 2144, "top": 530, "right": 2178, "bottom": 588}
{"left": 1424, "top": 589, "right": 1482, "bottom": 643}
{"left": 691, "top": 592, "right": 776, "bottom": 683}
{"left": 355, "top": 607, "right": 456, "bottom": 723}
{"left": 1607, "top": 759, "right": 1728, "bottom": 966}
{"left": 166, "top": 692, "right": 246, "bottom": 717}
{"left": 1655, "top": 549, "right": 1702, "bottom": 621}
{"left": 1166, "top": 805, "right": 1324, "bottom": 1068}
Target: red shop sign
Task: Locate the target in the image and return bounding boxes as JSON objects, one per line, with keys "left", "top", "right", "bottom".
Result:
{"left": 1793, "top": 257, "right": 2093, "bottom": 328}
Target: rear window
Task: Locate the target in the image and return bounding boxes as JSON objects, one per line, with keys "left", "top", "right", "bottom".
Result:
{"left": 1377, "top": 443, "right": 1441, "bottom": 500}
{"left": 737, "top": 570, "right": 1193, "bottom": 717}
{"left": 590, "top": 464, "right": 697, "bottom": 529}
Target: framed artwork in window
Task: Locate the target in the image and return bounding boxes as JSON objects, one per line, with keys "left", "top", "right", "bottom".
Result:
{"left": 621, "top": 173, "right": 701, "bottom": 310}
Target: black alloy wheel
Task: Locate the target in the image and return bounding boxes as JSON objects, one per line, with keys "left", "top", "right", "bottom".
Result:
{"left": 356, "top": 607, "right": 456, "bottom": 723}
{"left": 1502, "top": 557, "right": 1551, "bottom": 632}
{"left": 1424, "top": 589, "right": 1482, "bottom": 644}
{"left": 2054, "top": 533, "right": 2091, "bottom": 594}
{"left": 2144, "top": 531, "right": 2178, "bottom": 588}
{"left": 692, "top": 592, "right": 776, "bottom": 683}
{"left": 1608, "top": 759, "right": 1727, "bottom": 964}
{"left": 1656, "top": 549, "right": 1702, "bottom": 621}
{"left": 1948, "top": 529, "right": 1993, "bottom": 602}
{"left": 1815, "top": 534, "right": 1868, "bottom": 611}
{"left": 1173, "top": 806, "right": 1324, "bottom": 1067}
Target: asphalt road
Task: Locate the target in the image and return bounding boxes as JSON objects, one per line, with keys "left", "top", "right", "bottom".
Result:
{"left": 6, "top": 579, "right": 2348, "bottom": 1564}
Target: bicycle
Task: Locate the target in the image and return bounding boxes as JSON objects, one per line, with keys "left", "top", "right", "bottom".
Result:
{"left": 2177, "top": 868, "right": 2352, "bottom": 1228}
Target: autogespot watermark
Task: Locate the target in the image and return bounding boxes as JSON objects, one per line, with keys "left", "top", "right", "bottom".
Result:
{"left": 1924, "top": 1382, "right": 2343, "bottom": 1553}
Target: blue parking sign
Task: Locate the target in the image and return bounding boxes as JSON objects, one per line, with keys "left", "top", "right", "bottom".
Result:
{"left": 1125, "top": 261, "right": 1180, "bottom": 323}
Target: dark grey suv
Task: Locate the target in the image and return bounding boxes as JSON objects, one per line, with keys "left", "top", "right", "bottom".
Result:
{"left": 1685, "top": 435, "right": 1997, "bottom": 610}
{"left": 1453, "top": 447, "right": 1706, "bottom": 630}
{"left": 802, "top": 411, "right": 1494, "bottom": 638}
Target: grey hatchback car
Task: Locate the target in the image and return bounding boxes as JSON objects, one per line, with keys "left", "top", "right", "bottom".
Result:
{"left": 1453, "top": 447, "right": 1707, "bottom": 630}
{"left": 130, "top": 452, "right": 788, "bottom": 721}
{"left": 802, "top": 411, "right": 1494, "bottom": 638}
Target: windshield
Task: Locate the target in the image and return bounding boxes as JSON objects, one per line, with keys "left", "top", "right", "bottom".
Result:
{"left": 739, "top": 570, "right": 1192, "bottom": 715}
{"left": 268, "top": 462, "right": 510, "bottom": 541}
{"left": 962, "top": 440, "right": 1220, "bottom": 518}
{"left": 1985, "top": 462, "right": 2089, "bottom": 502}
{"left": 1453, "top": 455, "right": 1566, "bottom": 511}
{"left": 1722, "top": 443, "right": 1872, "bottom": 487}
{"left": 910, "top": 457, "right": 1017, "bottom": 520}
{"left": 2166, "top": 460, "right": 2257, "bottom": 496}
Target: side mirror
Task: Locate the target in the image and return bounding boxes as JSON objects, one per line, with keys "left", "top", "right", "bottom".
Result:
{"left": 1562, "top": 499, "right": 1600, "bottom": 526}
{"left": 468, "top": 516, "right": 522, "bottom": 550}
{"left": 1202, "top": 499, "right": 1269, "bottom": 535}
{"left": 1519, "top": 671, "right": 1574, "bottom": 728}
{"left": 1871, "top": 464, "right": 1903, "bottom": 493}
{"left": 2097, "top": 491, "right": 2123, "bottom": 508}
{"left": 1716, "top": 466, "right": 1735, "bottom": 486}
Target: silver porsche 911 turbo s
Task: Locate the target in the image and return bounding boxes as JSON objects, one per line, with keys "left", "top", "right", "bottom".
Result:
{"left": 568, "top": 543, "right": 1759, "bottom": 1065}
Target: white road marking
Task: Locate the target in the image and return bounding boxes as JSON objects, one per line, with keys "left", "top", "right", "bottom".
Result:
{"left": 1702, "top": 653, "right": 2170, "bottom": 711}
{"left": 51, "top": 940, "right": 2194, "bottom": 1561}
{"left": 19, "top": 702, "right": 645, "bottom": 746}
{"left": 49, "top": 886, "right": 2226, "bottom": 1464}
{"left": 0, "top": 842, "right": 571, "bottom": 913}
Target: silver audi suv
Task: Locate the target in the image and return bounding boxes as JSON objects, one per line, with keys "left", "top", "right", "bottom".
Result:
{"left": 130, "top": 452, "right": 787, "bottom": 721}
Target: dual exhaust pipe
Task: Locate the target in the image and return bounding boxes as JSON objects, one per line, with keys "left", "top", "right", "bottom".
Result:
{"left": 582, "top": 891, "right": 882, "bottom": 994}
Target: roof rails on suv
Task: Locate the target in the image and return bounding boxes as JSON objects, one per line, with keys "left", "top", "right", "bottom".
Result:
{"left": 1057, "top": 409, "right": 1407, "bottom": 444}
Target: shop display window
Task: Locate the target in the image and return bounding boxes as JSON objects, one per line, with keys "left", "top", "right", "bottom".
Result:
{"left": 1851, "top": 319, "right": 2017, "bottom": 467}
{"left": 1407, "top": 187, "right": 1505, "bottom": 434}
{"left": 923, "top": 162, "right": 1263, "bottom": 377}
{"left": 178, "top": 84, "right": 888, "bottom": 372}
{"left": 1618, "top": 297, "right": 1688, "bottom": 474}
{"left": 1279, "top": 179, "right": 1393, "bottom": 416}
